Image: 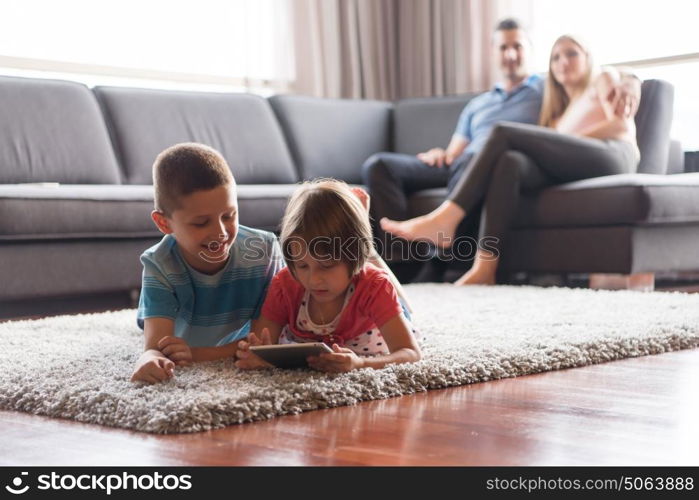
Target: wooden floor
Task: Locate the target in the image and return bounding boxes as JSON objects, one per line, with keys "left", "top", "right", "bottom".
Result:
{"left": 1, "top": 348, "right": 697, "bottom": 466}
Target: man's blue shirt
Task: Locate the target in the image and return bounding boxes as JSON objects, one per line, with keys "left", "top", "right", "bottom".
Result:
{"left": 454, "top": 74, "right": 544, "bottom": 154}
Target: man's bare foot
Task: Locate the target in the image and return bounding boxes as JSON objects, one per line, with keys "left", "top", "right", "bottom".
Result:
{"left": 380, "top": 214, "right": 458, "bottom": 248}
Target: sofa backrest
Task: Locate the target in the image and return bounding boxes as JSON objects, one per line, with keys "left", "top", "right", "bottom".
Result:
{"left": 635, "top": 79, "right": 674, "bottom": 175}
{"left": 0, "top": 76, "right": 121, "bottom": 184}
{"left": 395, "top": 80, "right": 674, "bottom": 175}
{"left": 393, "top": 94, "right": 476, "bottom": 155}
{"left": 269, "top": 95, "right": 392, "bottom": 184}
{"left": 94, "top": 87, "right": 298, "bottom": 185}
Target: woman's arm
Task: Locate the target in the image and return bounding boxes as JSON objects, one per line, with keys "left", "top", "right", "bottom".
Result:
{"left": 593, "top": 68, "right": 621, "bottom": 120}
{"left": 594, "top": 67, "right": 642, "bottom": 120}
{"left": 576, "top": 68, "right": 638, "bottom": 139}
{"left": 613, "top": 72, "right": 642, "bottom": 118}
{"left": 576, "top": 116, "right": 629, "bottom": 139}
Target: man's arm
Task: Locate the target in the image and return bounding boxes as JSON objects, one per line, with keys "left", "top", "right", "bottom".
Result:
{"left": 417, "top": 135, "right": 469, "bottom": 168}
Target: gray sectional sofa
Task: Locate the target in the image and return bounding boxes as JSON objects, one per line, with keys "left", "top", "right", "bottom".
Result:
{"left": 0, "top": 75, "right": 697, "bottom": 316}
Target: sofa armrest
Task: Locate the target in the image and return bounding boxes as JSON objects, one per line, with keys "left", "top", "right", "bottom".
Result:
{"left": 666, "top": 140, "right": 684, "bottom": 174}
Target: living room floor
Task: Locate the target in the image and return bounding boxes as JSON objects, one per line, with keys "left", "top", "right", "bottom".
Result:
{"left": 2, "top": 347, "right": 697, "bottom": 466}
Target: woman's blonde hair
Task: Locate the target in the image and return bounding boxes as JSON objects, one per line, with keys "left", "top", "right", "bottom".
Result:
{"left": 280, "top": 179, "right": 374, "bottom": 277}
{"left": 539, "top": 34, "right": 594, "bottom": 128}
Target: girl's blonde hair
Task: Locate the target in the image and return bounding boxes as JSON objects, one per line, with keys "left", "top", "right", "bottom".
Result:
{"left": 280, "top": 179, "right": 374, "bottom": 277}
{"left": 539, "top": 34, "right": 594, "bottom": 128}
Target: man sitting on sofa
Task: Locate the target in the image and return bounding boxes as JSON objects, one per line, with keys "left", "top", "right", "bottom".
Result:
{"left": 361, "top": 18, "right": 543, "bottom": 263}
{"left": 362, "top": 19, "right": 642, "bottom": 280}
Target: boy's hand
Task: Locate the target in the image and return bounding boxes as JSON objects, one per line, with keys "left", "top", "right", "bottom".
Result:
{"left": 157, "top": 336, "right": 193, "bottom": 366}
{"left": 307, "top": 344, "right": 364, "bottom": 373}
{"left": 131, "top": 351, "right": 175, "bottom": 384}
{"left": 235, "top": 328, "right": 273, "bottom": 370}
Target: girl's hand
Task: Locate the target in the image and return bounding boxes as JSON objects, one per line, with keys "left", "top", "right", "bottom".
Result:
{"left": 157, "top": 336, "right": 193, "bottom": 367}
{"left": 235, "top": 328, "right": 273, "bottom": 370}
{"left": 307, "top": 344, "right": 365, "bottom": 373}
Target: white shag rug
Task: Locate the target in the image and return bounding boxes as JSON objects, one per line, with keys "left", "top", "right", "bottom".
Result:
{"left": 1, "top": 284, "right": 698, "bottom": 434}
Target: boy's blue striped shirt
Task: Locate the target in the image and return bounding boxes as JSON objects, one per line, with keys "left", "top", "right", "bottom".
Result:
{"left": 137, "top": 226, "right": 285, "bottom": 347}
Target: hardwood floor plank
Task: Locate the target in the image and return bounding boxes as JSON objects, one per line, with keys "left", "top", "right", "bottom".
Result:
{"left": 1, "top": 349, "right": 698, "bottom": 466}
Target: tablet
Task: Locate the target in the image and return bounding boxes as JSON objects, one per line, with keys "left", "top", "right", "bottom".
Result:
{"left": 249, "top": 342, "right": 333, "bottom": 369}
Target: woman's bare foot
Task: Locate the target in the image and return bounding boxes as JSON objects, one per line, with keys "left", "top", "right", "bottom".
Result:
{"left": 380, "top": 202, "right": 465, "bottom": 248}
{"left": 453, "top": 252, "right": 498, "bottom": 286}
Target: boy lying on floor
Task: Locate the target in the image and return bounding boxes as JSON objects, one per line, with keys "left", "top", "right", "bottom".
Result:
{"left": 131, "top": 143, "right": 283, "bottom": 384}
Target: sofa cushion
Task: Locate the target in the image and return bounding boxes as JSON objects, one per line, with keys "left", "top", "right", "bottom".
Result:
{"left": 393, "top": 95, "right": 476, "bottom": 155}
{"left": 0, "top": 76, "right": 121, "bottom": 184}
{"left": 236, "top": 184, "right": 298, "bottom": 233}
{"left": 0, "top": 239, "right": 156, "bottom": 301}
{"left": 269, "top": 95, "right": 392, "bottom": 184}
{"left": 94, "top": 87, "right": 298, "bottom": 185}
{"left": 408, "top": 173, "right": 699, "bottom": 229}
{"left": 0, "top": 183, "right": 299, "bottom": 240}
{"left": 0, "top": 185, "right": 157, "bottom": 240}
{"left": 515, "top": 173, "right": 699, "bottom": 228}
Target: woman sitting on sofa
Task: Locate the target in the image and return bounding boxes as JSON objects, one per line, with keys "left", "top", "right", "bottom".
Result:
{"left": 381, "top": 34, "right": 642, "bottom": 285}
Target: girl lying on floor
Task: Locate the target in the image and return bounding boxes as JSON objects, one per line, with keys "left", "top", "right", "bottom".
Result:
{"left": 235, "top": 180, "right": 422, "bottom": 373}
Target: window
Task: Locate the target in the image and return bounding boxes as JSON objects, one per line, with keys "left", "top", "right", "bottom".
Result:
{"left": 498, "top": 0, "right": 699, "bottom": 149}
{"left": 0, "top": 0, "right": 294, "bottom": 95}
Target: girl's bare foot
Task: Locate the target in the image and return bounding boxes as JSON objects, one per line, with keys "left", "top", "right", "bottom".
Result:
{"left": 379, "top": 202, "right": 465, "bottom": 248}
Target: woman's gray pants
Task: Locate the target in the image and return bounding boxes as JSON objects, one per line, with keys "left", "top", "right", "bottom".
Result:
{"left": 447, "top": 122, "right": 640, "bottom": 254}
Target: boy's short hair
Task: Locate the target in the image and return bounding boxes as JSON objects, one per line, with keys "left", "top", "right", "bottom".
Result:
{"left": 153, "top": 143, "right": 234, "bottom": 216}
{"left": 280, "top": 179, "right": 374, "bottom": 277}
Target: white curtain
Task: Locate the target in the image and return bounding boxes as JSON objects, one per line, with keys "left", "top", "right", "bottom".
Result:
{"left": 292, "top": 0, "right": 497, "bottom": 100}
